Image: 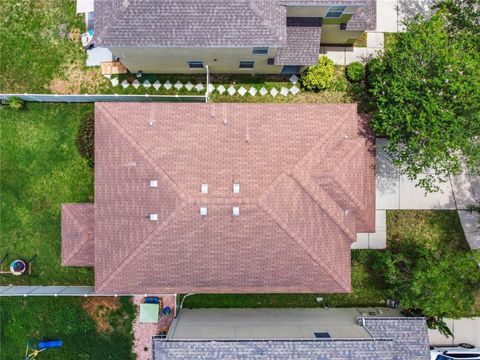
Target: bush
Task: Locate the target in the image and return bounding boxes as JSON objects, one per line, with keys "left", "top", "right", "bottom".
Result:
{"left": 301, "top": 56, "right": 334, "bottom": 91}
{"left": 346, "top": 62, "right": 365, "bottom": 82}
{"left": 76, "top": 112, "right": 94, "bottom": 167}
{"left": 6, "top": 96, "right": 24, "bottom": 110}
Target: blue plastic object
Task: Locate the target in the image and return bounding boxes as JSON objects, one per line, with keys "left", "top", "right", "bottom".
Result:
{"left": 37, "top": 340, "right": 63, "bottom": 350}
{"left": 145, "top": 297, "right": 160, "bottom": 304}
{"left": 163, "top": 306, "right": 171, "bottom": 316}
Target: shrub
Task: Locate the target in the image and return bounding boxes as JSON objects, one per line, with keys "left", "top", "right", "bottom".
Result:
{"left": 6, "top": 96, "right": 24, "bottom": 110}
{"left": 301, "top": 56, "right": 334, "bottom": 91}
{"left": 76, "top": 112, "right": 94, "bottom": 167}
{"left": 346, "top": 62, "right": 365, "bottom": 82}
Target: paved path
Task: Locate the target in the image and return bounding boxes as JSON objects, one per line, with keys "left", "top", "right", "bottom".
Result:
{"left": 429, "top": 318, "right": 480, "bottom": 347}
{"left": 353, "top": 139, "right": 480, "bottom": 250}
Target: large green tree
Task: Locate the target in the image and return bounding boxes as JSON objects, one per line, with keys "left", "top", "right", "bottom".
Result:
{"left": 366, "top": 242, "right": 480, "bottom": 335}
{"left": 368, "top": 13, "right": 480, "bottom": 191}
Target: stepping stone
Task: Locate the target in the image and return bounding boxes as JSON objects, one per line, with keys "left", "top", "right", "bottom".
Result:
{"left": 110, "top": 78, "right": 119, "bottom": 87}
{"left": 174, "top": 81, "right": 183, "bottom": 90}
{"left": 248, "top": 87, "right": 257, "bottom": 96}
{"left": 143, "top": 79, "right": 151, "bottom": 88}
{"left": 185, "top": 81, "right": 193, "bottom": 91}
{"left": 238, "top": 86, "right": 247, "bottom": 96}
{"left": 153, "top": 80, "right": 161, "bottom": 90}
{"left": 207, "top": 84, "right": 216, "bottom": 93}
{"left": 280, "top": 87, "right": 289, "bottom": 97}
{"left": 121, "top": 80, "right": 129, "bottom": 89}
{"left": 290, "top": 85, "right": 300, "bottom": 95}
{"left": 227, "top": 85, "right": 236, "bottom": 96}
{"left": 216, "top": 85, "right": 226, "bottom": 94}
{"left": 164, "top": 80, "right": 172, "bottom": 90}
{"left": 289, "top": 74, "right": 299, "bottom": 84}
{"left": 132, "top": 79, "right": 140, "bottom": 89}
{"left": 195, "top": 83, "right": 204, "bottom": 92}
{"left": 270, "top": 87, "right": 278, "bottom": 97}
{"left": 259, "top": 87, "right": 268, "bottom": 96}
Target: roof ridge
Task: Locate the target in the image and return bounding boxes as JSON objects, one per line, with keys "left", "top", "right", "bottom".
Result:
{"left": 97, "top": 104, "right": 187, "bottom": 201}
{"left": 96, "top": 203, "right": 186, "bottom": 293}
{"left": 247, "top": 0, "right": 286, "bottom": 45}
{"left": 323, "top": 139, "right": 366, "bottom": 210}
{"left": 257, "top": 192, "right": 350, "bottom": 292}
{"left": 292, "top": 172, "right": 356, "bottom": 240}
{"left": 62, "top": 204, "right": 92, "bottom": 265}
{"left": 293, "top": 106, "right": 355, "bottom": 172}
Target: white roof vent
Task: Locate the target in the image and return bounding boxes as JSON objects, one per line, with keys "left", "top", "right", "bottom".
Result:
{"left": 232, "top": 207, "right": 240, "bottom": 216}
{"left": 150, "top": 180, "right": 158, "bottom": 188}
{"left": 201, "top": 184, "right": 209, "bottom": 194}
{"left": 200, "top": 207, "right": 208, "bottom": 216}
{"left": 149, "top": 213, "right": 158, "bottom": 221}
{"left": 233, "top": 183, "right": 240, "bottom": 194}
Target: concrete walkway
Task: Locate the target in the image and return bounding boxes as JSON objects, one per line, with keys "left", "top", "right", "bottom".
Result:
{"left": 429, "top": 318, "right": 480, "bottom": 347}
{"left": 353, "top": 139, "right": 480, "bottom": 250}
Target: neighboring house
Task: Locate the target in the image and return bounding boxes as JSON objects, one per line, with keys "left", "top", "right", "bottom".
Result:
{"left": 93, "top": 0, "right": 376, "bottom": 74}
{"left": 61, "top": 102, "right": 375, "bottom": 294}
{"left": 153, "top": 309, "right": 430, "bottom": 359}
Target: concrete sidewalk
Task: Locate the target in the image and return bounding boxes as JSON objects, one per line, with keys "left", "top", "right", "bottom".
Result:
{"left": 429, "top": 318, "right": 480, "bottom": 347}
{"left": 353, "top": 139, "right": 480, "bottom": 250}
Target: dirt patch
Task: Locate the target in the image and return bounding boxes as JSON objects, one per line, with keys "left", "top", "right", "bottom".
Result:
{"left": 82, "top": 297, "right": 120, "bottom": 332}
{"left": 48, "top": 59, "right": 110, "bottom": 94}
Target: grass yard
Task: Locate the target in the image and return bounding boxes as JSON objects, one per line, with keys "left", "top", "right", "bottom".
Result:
{"left": 0, "top": 296, "right": 135, "bottom": 360}
{"left": 0, "top": 103, "right": 94, "bottom": 285}
{"left": 0, "top": 0, "right": 109, "bottom": 94}
{"left": 181, "top": 210, "right": 470, "bottom": 309}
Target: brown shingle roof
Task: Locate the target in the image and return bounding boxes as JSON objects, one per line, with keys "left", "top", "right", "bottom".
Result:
{"left": 90, "top": 103, "right": 374, "bottom": 294}
{"left": 61, "top": 204, "right": 94, "bottom": 266}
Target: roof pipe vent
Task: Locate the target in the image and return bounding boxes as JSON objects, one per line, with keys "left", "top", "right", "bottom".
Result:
{"left": 149, "top": 213, "right": 158, "bottom": 221}
{"left": 200, "top": 207, "right": 208, "bottom": 216}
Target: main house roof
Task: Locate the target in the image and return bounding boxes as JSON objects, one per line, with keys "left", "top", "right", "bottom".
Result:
{"left": 94, "top": 0, "right": 376, "bottom": 48}
{"left": 62, "top": 103, "right": 375, "bottom": 294}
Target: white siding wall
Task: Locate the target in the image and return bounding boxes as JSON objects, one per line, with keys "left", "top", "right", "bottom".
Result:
{"left": 109, "top": 47, "right": 286, "bottom": 74}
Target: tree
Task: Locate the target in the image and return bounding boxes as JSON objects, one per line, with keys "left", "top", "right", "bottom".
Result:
{"left": 368, "top": 14, "right": 480, "bottom": 191}
{"left": 434, "top": 0, "right": 480, "bottom": 38}
{"left": 367, "top": 242, "right": 480, "bottom": 335}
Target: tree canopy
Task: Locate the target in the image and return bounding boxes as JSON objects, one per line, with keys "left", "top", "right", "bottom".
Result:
{"left": 368, "top": 12, "right": 480, "bottom": 191}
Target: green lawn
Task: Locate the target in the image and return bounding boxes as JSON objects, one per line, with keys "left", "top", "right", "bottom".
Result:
{"left": 0, "top": 296, "right": 135, "bottom": 360}
{"left": 0, "top": 103, "right": 94, "bottom": 285}
{"left": 0, "top": 0, "right": 91, "bottom": 93}
{"left": 181, "top": 210, "right": 468, "bottom": 309}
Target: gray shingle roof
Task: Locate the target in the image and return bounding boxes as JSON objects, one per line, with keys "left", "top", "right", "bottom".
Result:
{"left": 152, "top": 317, "right": 430, "bottom": 360}
{"left": 153, "top": 339, "right": 394, "bottom": 359}
{"left": 95, "top": 0, "right": 287, "bottom": 47}
{"left": 280, "top": 0, "right": 376, "bottom": 31}
{"left": 275, "top": 17, "right": 322, "bottom": 65}
{"left": 360, "top": 317, "right": 431, "bottom": 360}
{"left": 95, "top": 0, "right": 376, "bottom": 48}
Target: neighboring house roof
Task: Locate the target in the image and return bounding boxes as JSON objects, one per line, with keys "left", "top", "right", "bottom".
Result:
{"left": 280, "top": 0, "right": 376, "bottom": 31}
{"left": 87, "top": 103, "right": 375, "bottom": 294}
{"left": 360, "top": 317, "right": 431, "bottom": 360}
{"left": 153, "top": 339, "right": 395, "bottom": 359}
{"left": 275, "top": 17, "right": 322, "bottom": 65}
{"left": 94, "top": 0, "right": 376, "bottom": 48}
{"left": 152, "top": 317, "right": 429, "bottom": 360}
{"left": 61, "top": 204, "right": 94, "bottom": 266}
{"left": 95, "top": 0, "right": 287, "bottom": 47}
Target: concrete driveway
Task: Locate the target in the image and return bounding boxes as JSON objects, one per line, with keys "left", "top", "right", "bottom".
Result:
{"left": 376, "top": 0, "right": 435, "bottom": 32}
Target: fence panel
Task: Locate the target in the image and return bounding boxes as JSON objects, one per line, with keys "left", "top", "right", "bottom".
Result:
{"left": 0, "top": 93, "right": 206, "bottom": 103}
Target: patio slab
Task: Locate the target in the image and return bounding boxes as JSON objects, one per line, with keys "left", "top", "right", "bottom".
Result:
{"left": 366, "top": 32, "right": 384, "bottom": 48}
